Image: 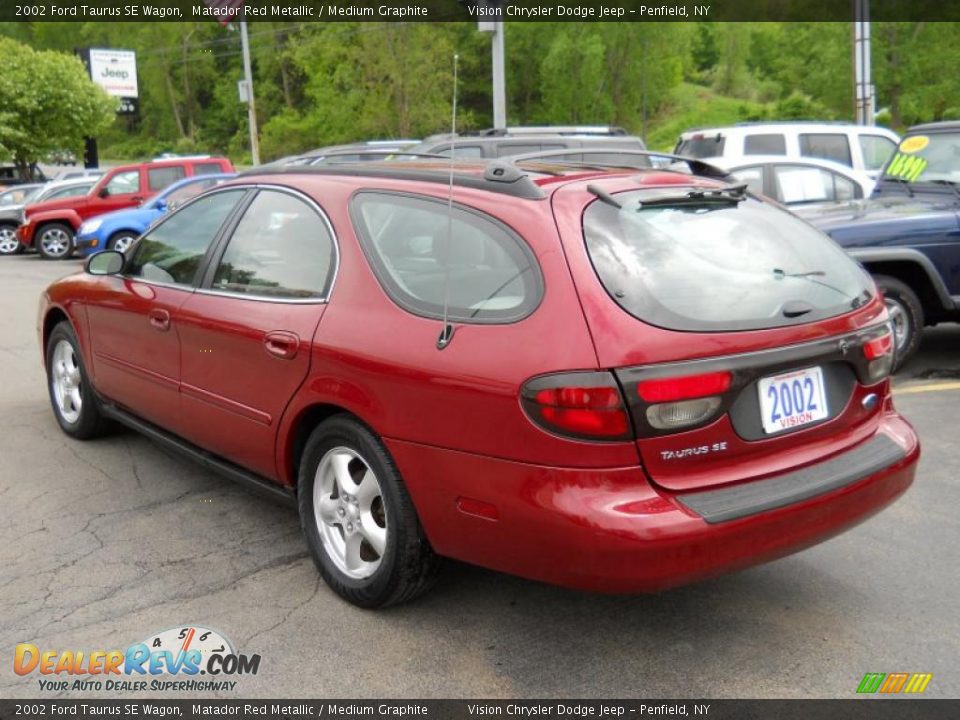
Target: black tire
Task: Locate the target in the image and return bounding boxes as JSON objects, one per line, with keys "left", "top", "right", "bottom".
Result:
{"left": 45, "top": 322, "right": 111, "bottom": 439}
{"left": 874, "top": 274, "right": 924, "bottom": 371}
{"left": 107, "top": 231, "right": 139, "bottom": 253}
{"left": 298, "top": 415, "right": 440, "bottom": 608}
{"left": 36, "top": 222, "right": 75, "bottom": 260}
{"left": 0, "top": 223, "right": 22, "bottom": 256}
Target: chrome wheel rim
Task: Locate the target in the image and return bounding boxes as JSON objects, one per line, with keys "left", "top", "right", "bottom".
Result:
{"left": 884, "top": 297, "right": 910, "bottom": 354}
{"left": 40, "top": 228, "right": 71, "bottom": 257}
{"left": 313, "top": 446, "right": 387, "bottom": 580}
{"left": 0, "top": 227, "right": 17, "bottom": 254}
{"left": 51, "top": 340, "right": 82, "bottom": 424}
{"left": 113, "top": 235, "right": 135, "bottom": 253}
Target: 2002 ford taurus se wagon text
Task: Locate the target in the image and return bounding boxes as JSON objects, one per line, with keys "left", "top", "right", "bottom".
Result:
{"left": 38, "top": 158, "right": 919, "bottom": 607}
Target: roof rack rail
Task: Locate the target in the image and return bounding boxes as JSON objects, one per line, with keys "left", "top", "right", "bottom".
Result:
{"left": 477, "top": 125, "right": 629, "bottom": 137}
{"left": 239, "top": 162, "right": 547, "bottom": 200}
{"left": 508, "top": 148, "right": 732, "bottom": 181}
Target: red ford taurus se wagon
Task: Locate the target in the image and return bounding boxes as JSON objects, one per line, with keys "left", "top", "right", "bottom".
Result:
{"left": 38, "top": 158, "right": 919, "bottom": 607}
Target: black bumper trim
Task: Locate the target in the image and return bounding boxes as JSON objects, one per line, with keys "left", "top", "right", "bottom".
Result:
{"left": 676, "top": 433, "right": 906, "bottom": 524}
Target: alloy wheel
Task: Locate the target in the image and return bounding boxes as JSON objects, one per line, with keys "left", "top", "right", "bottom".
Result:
{"left": 51, "top": 339, "right": 82, "bottom": 424}
{"left": 884, "top": 296, "right": 911, "bottom": 355}
{"left": 40, "top": 228, "right": 71, "bottom": 258}
{"left": 313, "top": 446, "right": 387, "bottom": 580}
{"left": 0, "top": 226, "right": 19, "bottom": 255}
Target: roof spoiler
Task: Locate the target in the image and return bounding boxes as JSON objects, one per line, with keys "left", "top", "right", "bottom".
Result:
{"left": 507, "top": 148, "right": 733, "bottom": 181}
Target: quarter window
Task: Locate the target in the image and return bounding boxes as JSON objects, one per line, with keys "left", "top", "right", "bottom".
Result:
{"left": 148, "top": 166, "right": 186, "bottom": 192}
{"left": 104, "top": 170, "right": 141, "bottom": 196}
{"left": 126, "top": 190, "right": 245, "bottom": 286}
{"left": 799, "top": 133, "right": 852, "bottom": 166}
{"left": 351, "top": 192, "right": 543, "bottom": 323}
{"left": 212, "top": 190, "right": 335, "bottom": 299}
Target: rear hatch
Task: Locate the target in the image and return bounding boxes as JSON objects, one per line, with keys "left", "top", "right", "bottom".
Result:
{"left": 550, "top": 176, "right": 894, "bottom": 492}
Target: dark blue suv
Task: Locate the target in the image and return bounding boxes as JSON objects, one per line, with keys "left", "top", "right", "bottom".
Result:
{"left": 808, "top": 121, "right": 960, "bottom": 368}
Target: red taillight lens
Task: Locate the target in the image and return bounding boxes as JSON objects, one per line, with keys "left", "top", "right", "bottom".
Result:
{"left": 636, "top": 371, "right": 732, "bottom": 403}
{"left": 522, "top": 372, "right": 631, "bottom": 440}
{"left": 863, "top": 328, "right": 895, "bottom": 383}
{"left": 863, "top": 333, "right": 893, "bottom": 360}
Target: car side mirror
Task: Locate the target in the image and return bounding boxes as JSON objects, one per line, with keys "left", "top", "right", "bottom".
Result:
{"left": 98, "top": 187, "right": 110, "bottom": 199}
{"left": 154, "top": 198, "right": 168, "bottom": 212}
{"left": 85, "top": 250, "right": 124, "bottom": 276}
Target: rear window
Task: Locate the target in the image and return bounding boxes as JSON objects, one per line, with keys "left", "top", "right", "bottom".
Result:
{"left": 350, "top": 192, "right": 543, "bottom": 323}
{"left": 583, "top": 189, "right": 873, "bottom": 332}
{"left": 799, "top": 133, "right": 852, "bottom": 166}
{"left": 675, "top": 134, "right": 725, "bottom": 159}
{"left": 744, "top": 133, "right": 786, "bottom": 155}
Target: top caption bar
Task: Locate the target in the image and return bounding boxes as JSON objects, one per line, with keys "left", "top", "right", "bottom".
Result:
{"left": 6, "top": 0, "right": 960, "bottom": 23}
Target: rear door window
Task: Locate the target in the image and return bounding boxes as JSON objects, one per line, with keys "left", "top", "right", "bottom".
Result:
{"left": 194, "top": 162, "right": 226, "bottom": 175}
{"left": 743, "top": 134, "right": 786, "bottom": 155}
{"left": 773, "top": 165, "right": 860, "bottom": 204}
{"left": 583, "top": 189, "right": 873, "bottom": 332}
{"left": 148, "top": 166, "right": 187, "bottom": 192}
{"left": 799, "top": 133, "right": 852, "bottom": 166}
{"left": 211, "top": 190, "right": 335, "bottom": 299}
{"left": 350, "top": 192, "right": 543, "bottom": 323}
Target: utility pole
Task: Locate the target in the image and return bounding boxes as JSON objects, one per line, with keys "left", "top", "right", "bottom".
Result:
{"left": 239, "top": 20, "right": 260, "bottom": 165}
{"left": 853, "top": 0, "right": 874, "bottom": 125}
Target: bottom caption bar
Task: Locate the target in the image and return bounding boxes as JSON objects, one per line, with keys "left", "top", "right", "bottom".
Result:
{"left": 0, "top": 700, "right": 956, "bottom": 720}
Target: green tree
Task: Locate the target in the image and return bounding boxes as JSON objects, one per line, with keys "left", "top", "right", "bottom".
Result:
{"left": 0, "top": 37, "right": 115, "bottom": 178}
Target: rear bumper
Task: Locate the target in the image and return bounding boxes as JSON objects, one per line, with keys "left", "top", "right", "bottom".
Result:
{"left": 387, "top": 411, "right": 919, "bottom": 593}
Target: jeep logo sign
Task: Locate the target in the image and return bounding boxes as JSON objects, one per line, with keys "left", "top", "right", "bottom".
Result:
{"left": 88, "top": 48, "right": 138, "bottom": 99}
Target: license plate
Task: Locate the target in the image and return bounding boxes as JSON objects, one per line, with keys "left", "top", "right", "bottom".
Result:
{"left": 758, "top": 366, "right": 829, "bottom": 434}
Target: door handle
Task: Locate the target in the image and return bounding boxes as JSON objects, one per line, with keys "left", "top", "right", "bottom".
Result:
{"left": 263, "top": 331, "right": 300, "bottom": 360}
{"left": 148, "top": 308, "right": 171, "bottom": 332}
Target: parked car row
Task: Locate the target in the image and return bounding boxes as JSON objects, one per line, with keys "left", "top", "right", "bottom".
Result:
{"left": 1, "top": 156, "right": 234, "bottom": 259}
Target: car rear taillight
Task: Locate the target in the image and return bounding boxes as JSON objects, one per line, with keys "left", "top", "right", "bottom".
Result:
{"left": 521, "top": 372, "right": 632, "bottom": 441}
{"left": 635, "top": 371, "right": 732, "bottom": 431}
{"left": 863, "top": 326, "right": 894, "bottom": 382}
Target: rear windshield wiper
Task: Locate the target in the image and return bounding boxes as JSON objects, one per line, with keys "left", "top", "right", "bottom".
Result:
{"left": 636, "top": 184, "right": 749, "bottom": 209}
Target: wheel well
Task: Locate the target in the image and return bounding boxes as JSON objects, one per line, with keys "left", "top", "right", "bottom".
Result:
{"left": 42, "top": 308, "right": 70, "bottom": 357}
{"left": 288, "top": 403, "right": 355, "bottom": 487}
{"left": 862, "top": 261, "right": 944, "bottom": 322}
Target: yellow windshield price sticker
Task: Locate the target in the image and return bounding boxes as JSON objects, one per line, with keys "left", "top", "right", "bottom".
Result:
{"left": 887, "top": 152, "right": 928, "bottom": 182}
{"left": 899, "top": 135, "right": 930, "bottom": 154}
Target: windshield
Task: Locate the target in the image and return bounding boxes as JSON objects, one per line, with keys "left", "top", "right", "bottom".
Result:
{"left": 583, "top": 189, "right": 874, "bottom": 332}
{"left": 883, "top": 131, "right": 960, "bottom": 184}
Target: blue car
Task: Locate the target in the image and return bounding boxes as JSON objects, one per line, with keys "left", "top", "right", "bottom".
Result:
{"left": 75, "top": 173, "right": 236, "bottom": 257}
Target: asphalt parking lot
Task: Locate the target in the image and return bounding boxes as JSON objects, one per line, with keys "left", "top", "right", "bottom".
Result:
{"left": 1, "top": 254, "right": 957, "bottom": 700}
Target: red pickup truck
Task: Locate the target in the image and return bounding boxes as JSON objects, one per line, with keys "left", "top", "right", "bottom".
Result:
{"left": 19, "top": 156, "right": 234, "bottom": 259}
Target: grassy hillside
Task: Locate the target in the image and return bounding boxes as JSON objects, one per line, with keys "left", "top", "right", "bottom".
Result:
{"left": 644, "top": 83, "right": 771, "bottom": 151}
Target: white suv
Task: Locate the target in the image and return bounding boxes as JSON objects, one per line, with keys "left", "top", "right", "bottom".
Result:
{"left": 674, "top": 122, "right": 900, "bottom": 179}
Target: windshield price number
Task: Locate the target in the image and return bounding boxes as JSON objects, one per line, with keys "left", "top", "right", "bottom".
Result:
{"left": 758, "top": 366, "right": 829, "bottom": 434}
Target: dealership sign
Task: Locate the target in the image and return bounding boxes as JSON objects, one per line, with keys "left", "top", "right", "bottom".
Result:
{"left": 87, "top": 48, "right": 139, "bottom": 115}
